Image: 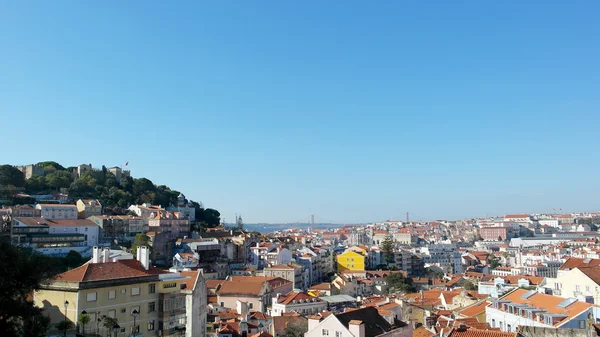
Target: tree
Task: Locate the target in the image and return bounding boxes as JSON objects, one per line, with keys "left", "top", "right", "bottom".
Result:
{"left": 380, "top": 235, "right": 395, "bottom": 265}
{"left": 464, "top": 280, "right": 478, "bottom": 291}
{"left": 131, "top": 233, "right": 152, "bottom": 256}
{"left": 63, "top": 250, "right": 85, "bottom": 270}
{"left": 102, "top": 316, "right": 119, "bottom": 331}
{"left": 385, "top": 272, "right": 415, "bottom": 294}
{"left": 55, "top": 320, "right": 73, "bottom": 336}
{"left": 197, "top": 208, "right": 221, "bottom": 229}
{"left": 0, "top": 239, "right": 58, "bottom": 336}
{"left": 26, "top": 175, "right": 47, "bottom": 193}
{"left": 281, "top": 320, "right": 308, "bottom": 337}
{"left": 78, "top": 312, "right": 91, "bottom": 335}
{"left": 36, "top": 161, "right": 66, "bottom": 172}
{"left": 45, "top": 171, "right": 72, "bottom": 190}
{"left": 498, "top": 236, "right": 503, "bottom": 241}
{"left": 236, "top": 215, "right": 244, "bottom": 230}
{"left": 0, "top": 165, "right": 26, "bottom": 195}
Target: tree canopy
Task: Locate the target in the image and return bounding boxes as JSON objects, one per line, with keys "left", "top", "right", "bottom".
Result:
{"left": 131, "top": 233, "right": 152, "bottom": 256}
{"left": 0, "top": 165, "right": 26, "bottom": 195}
{"left": 0, "top": 238, "right": 59, "bottom": 336}
{"left": 281, "top": 320, "right": 308, "bottom": 337}
{"left": 380, "top": 235, "right": 395, "bottom": 265}
{"left": 385, "top": 272, "right": 415, "bottom": 294}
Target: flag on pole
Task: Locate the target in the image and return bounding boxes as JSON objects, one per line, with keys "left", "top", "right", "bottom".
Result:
{"left": 125, "top": 161, "right": 129, "bottom": 166}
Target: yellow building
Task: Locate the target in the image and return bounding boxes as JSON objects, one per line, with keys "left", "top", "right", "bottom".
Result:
{"left": 336, "top": 250, "right": 365, "bottom": 272}
{"left": 34, "top": 246, "right": 189, "bottom": 337}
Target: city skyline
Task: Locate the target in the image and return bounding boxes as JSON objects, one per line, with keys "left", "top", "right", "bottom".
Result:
{"left": 2, "top": 2, "right": 600, "bottom": 223}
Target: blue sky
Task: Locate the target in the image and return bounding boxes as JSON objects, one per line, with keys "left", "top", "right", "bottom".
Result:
{"left": 1, "top": 1, "right": 599, "bottom": 223}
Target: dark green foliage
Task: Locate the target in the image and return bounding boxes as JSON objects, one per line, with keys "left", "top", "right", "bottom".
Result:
{"left": 380, "top": 235, "right": 395, "bottom": 265}
{"left": 0, "top": 238, "right": 59, "bottom": 336}
{"left": 36, "top": 161, "right": 66, "bottom": 172}
{"left": 281, "top": 320, "right": 308, "bottom": 337}
{"left": 45, "top": 171, "right": 72, "bottom": 190}
{"left": 197, "top": 208, "right": 221, "bottom": 229}
{"left": 131, "top": 233, "right": 152, "bottom": 256}
{"left": 464, "top": 280, "right": 478, "bottom": 290}
{"left": 0, "top": 165, "right": 26, "bottom": 195}
{"left": 385, "top": 272, "right": 415, "bottom": 294}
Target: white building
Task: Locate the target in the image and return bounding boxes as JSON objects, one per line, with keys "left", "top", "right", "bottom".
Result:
{"left": 35, "top": 204, "right": 78, "bottom": 219}
{"left": 271, "top": 291, "right": 327, "bottom": 316}
{"left": 486, "top": 288, "right": 599, "bottom": 332}
{"left": 412, "top": 244, "right": 462, "bottom": 274}
{"left": 11, "top": 217, "right": 100, "bottom": 256}
{"left": 305, "top": 306, "right": 393, "bottom": 337}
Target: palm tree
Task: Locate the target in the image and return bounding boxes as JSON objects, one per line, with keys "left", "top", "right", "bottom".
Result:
{"left": 78, "top": 312, "right": 91, "bottom": 336}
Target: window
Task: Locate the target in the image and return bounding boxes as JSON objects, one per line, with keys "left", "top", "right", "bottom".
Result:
{"left": 108, "top": 310, "right": 116, "bottom": 318}
{"left": 586, "top": 285, "right": 590, "bottom": 292}
{"left": 85, "top": 227, "right": 88, "bottom": 231}
{"left": 108, "top": 290, "right": 116, "bottom": 299}
{"left": 491, "top": 319, "right": 495, "bottom": 327}
{"left": 579, "top": 320, "right": 586, "bottom": 329}
{"left": 86, "top": 292, "right": 97, "bottom": 302}
{"left": 120, "top": 308, "right": 126, "bottom": 313}
{"left": 148, "top": 320, "right": 155, "bottom": 331}
{"left": 121, "top": 288, "right": 127, "bottom": 294}
{"left": 336, "top": 332, "right": 342, "bottom": 337}
{"left": 575, "top": 285, "right": 581, "bottom": 292}
{"left": 148, "top": 302, "right": 156, "bottom": 313}
{"left": 149, "top": 284, "right": 156, "bottom": 294}
{"left": 507, "top": 324, "right": 511, "bottom": 331}
{"left": 322, "top": 329, "right": 329, "bottom": 336}
{"left": 249, "top": 303, "right": 253, "bottom": 309}
{"left": 131, "top": 287, "right": 140, "bottom": 296}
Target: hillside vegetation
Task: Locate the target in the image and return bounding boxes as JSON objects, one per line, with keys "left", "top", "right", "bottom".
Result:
{"left": 0, "top": 163, "right": 220, "bottom": 227}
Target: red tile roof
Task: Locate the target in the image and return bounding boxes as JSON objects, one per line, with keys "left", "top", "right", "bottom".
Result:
{"left": 448, "top": 327, "right": 516, "bottom": 337}
{"left": 560, "top": 257, "right": 600, "bottom": 270}
{"left": 55, "top": 260, "right": 166, "bottom": 282}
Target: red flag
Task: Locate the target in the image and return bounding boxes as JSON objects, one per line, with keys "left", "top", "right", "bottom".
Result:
{"left": 125, "top": 161, "right": 129, "bottom": 166}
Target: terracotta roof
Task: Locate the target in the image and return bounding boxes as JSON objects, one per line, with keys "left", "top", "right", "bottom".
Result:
{"left": 272, "top": 315, "right": 307, "bottom": 334}
{"left": 498, "top": 288, "right": 595, "bottom": 326}
{"left": 54, "top": 260, "right": 166, "bottom": 282}
{"left": 413, "top": 326, "right": 436, "bottom": 337}
{"left": 504, "top": 214, "right": 529, "bottom": 219}
{"left": 14, "top": 217, "right": 98, "bottom": 227}
{"left": 179, "top": 270, "right": 200, "bottom": 291}
{"left": 447, "top": 327, "right": 516, "bottom": 337}
{"left": 560, "top": 257, "right": 600, "bottom": 270}
{"left": 217, "top": 281, "right": 266, "bottom": 296}
{"left": 206, "top": 279, "right": 225, "bottom": 289}
{"left": 277, "top": 291, "right": 322, "bottom": 305}
{"left": 578, "top": 266, "right": 600, "bottom": 284}
{"left": 458, "top": 301, "right": 489, "bottom": 318}
{"left": 309, "top": 282, "right": 332, "bottom": 291}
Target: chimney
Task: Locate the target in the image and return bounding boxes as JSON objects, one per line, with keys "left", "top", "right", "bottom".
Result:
{"left": 137, "top": 246, "right": 150, "bottom": 270}
{"left": 348, "top": 320, "right": 365, "bottom": 337}
{"left": 308, "top": 316, "right": 322, "bottom": 332}
{"left": 102, "top": 247, "right": 110, "bottom": 263}
{"left": 92, "top": 246, "right": 101, "bottom": 264}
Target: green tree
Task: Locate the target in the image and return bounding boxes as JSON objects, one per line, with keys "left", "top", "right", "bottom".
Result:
{"left": 197, "top": 208, "right": 221, "bottom": 229}
{"left": 498, "top": 236, "right": 503, "bottom": 241}
{"left": 102, "top": 316, "right": 119, "bottom": 331}
{"left": 131, "top": 233, "right": 153, "bottom": 256}
{"left": 0, "top": 239, "right": 58, "bottom": 336}
{"left": 236, "top": 215, "right": 244, "bottom": 230}
{"left": 464, "top": 280, "right": 478, "bottom": 291}
{"left": 380, "top": 235, "right": 395, "bottom": 265}
{"left": 0, "top": 165, "right": 26, "bottom": 195}
{"left": 68, "top": 173, "right": 97, "bottom": 198}
{"left": 281, "top": 320, "right": 308, "bottom": 337}
{"left": 36, "top": 161, "right": 66, "bottom": 172}
{"left": 26, "top": 175, "right": 47, "bottom": 193}
{"left": 385, "top": 272, "right": 415, "bottom": 294}
{"left": 45, "top": 171, "right": 72, "bottom": 190}
{"left": 63, "top": 250, "right": 85, "bottom": 270}
{"left": 78, "top": 312, "right": 91, "bottom": 335}
{"left": 55, "top": 320, "right": 73, "bottom": 336}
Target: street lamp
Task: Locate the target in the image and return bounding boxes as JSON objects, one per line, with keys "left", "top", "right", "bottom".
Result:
{"left": 130, "top": 310, "right": 139, "bottom": 337}
{"left": 63, "top": 300, "right": 69, "bottom": 337}
{"left": 113, "top": 324, "right": 120, "bottom": 337}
